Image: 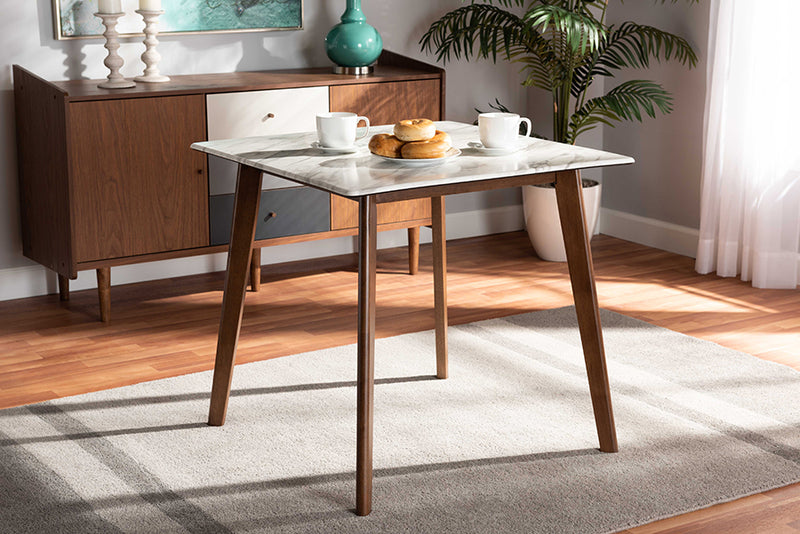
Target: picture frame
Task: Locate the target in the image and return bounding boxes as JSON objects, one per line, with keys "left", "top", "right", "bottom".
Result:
{"left": 53, "top": 0, "right": 303, "bottom": 40}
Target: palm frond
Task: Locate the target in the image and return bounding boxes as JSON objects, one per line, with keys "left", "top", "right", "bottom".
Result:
{"left": 517, "top": 54, "right": 559, "bottom": 92}
{"left": 523, "top": 4, "right": 606, "bottom": 58}
{"left": 568, "top": 108, "right": 620, "bottom": 142}
{"left": 468, "top": 0, "right": 528, "bottom": 7}
{"left": 598, "top": 21, "right": 698, "bottom": 71}
{"left": 419, "top": 5, "right": 530, "bottom": 64}
{"left": 568, "top": 79, "right": 674, "bottom": 143}
{"left": 572, "top": 20, "right": 697, "bottom": 100}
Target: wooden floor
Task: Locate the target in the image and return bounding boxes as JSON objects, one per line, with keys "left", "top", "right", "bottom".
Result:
{"left": 1, "top": 232, "right": 798, "bottom": 532}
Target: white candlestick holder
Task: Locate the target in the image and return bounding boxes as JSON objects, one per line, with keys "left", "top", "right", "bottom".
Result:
{"left": 134, "top": 10, "right": 170, "bottom": 83}
{"left": 95, "top": 12, "right": 136, "bottom": 89}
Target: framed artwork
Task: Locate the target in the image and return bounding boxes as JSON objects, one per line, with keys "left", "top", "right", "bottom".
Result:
{"left": 53, "top": 0, "right": 303, "bottom": 40}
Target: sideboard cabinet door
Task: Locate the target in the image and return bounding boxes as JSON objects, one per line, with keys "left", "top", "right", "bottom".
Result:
{"left": 329, "top": 80, "right": 440, "bottom": 229}
{"left": 68, "top": 95, "right": 208, "bottom": 262}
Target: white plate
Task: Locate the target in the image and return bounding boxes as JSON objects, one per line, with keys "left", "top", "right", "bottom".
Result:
{"left": 374, "top": 147, "right": 461, "bottom": 166}
{"left": 311, "top": 142, "right": 361, "bottom": 154}
{"left": 467, "top": 141, "right": 525, "bottom": 156}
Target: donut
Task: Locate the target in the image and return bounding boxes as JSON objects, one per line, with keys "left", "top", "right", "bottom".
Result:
{"left": 394, "top": 119, "right": 436, "bottom": 142}
{"left": 368, "top": 134, "right": 405, "bottom": 158}
{"left": 401, "top": 139, "right": 451, "bottom": 159}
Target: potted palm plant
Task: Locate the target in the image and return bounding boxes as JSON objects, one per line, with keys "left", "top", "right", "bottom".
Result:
{"left": 421, "top": 0, "right": 697, "bottom": 261}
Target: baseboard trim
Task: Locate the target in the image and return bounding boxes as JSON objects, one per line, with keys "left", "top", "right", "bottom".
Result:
{"left": 0, "top": 205, "right": 524, "bottom": 302}
{"left": 599, "top": 207, "right": 699, "bottom": 258}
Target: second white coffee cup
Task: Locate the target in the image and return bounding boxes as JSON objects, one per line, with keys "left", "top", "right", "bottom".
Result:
{"left": 478, "top": 112, "right": 532, "bottom": 149}
{"left": 316, "top": 112, "right": 370, "bottom": 148}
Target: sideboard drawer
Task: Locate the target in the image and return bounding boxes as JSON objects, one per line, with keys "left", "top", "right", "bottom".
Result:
{"left": 209, "top": 187, "right": 330, "bottom": 246}
{"left": 207, "top": 87, "right": 329, "bottom": 195}
{"left": 207, "top": 86, "right": 328, "bottom": 139}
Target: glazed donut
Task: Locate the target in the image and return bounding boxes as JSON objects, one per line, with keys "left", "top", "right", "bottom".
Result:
{"left": 401, "top": 139, "right": 451, "bottom": 159}
{"left": 394, "top": 119, "right": 436, "bottom": 142}
{"left": 368, "top": 134, "right": 405, "bottom": 158}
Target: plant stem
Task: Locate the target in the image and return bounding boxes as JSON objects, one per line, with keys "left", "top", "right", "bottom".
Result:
{"left": 554, "top": 72, "right": 572, "bottom": 144}
{"left": 561, "top": 80, "right": 572, "bottom": 143}
{"left": 552, "top": 89, "right": 560, "bottom": 142}
{"left": 599, "top": 0, "right": 608, "bottom": 27}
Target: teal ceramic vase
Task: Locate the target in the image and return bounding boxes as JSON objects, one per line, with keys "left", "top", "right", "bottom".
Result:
{"left": 325, "top": 0, "right": 383, "bottom": 68}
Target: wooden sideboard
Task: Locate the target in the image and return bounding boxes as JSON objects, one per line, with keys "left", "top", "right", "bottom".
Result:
{"left": 13, "top": 51, "right": 444, "bottom": 321}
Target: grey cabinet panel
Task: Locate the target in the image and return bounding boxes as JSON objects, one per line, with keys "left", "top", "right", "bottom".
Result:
{"left": 210, "top": 187, "right": 331, "bottom": 246}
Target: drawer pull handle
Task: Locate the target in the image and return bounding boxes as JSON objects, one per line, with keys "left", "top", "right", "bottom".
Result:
{"left": 264, "top": 211, "right": 277, "bottom": 222}
{"left": 262, "top": 113, "right": 275, "bottom": 122}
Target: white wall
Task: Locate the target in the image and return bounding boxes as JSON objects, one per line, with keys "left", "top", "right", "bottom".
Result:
{"left": 0, "top": 0, "right": 529, "bottom": 300}
{"left": 599, "top": 1, "right": 709, "bottom": 256}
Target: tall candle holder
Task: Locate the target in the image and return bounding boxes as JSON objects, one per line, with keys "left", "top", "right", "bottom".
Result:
{"left": 96, "top": 12, "right": 136, "bottom": 89}
{"left": 134, "top": 10, "right": 169, "bottom": 83}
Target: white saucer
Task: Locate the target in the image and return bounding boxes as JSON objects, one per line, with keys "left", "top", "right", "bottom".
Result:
{"left": 467, "top": 141, "right": 524, "bottom": 156}
{"left": 374, "top": 147, "right": 461, "bottom": 166}
{"left": 311, "top": 142, "right": 360, "bottom": 154}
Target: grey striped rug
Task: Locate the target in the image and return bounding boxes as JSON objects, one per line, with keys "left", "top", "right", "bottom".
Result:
{"left": 2, "top": 307, "right": 800, "bottom": 533}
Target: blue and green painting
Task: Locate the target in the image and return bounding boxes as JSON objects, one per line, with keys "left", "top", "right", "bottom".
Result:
{"left": 57, "top": 0, "right": 302, "bottom": 39}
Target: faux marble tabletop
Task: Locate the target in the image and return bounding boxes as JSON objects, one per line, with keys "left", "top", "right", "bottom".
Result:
{"left": 191, "top": 121, "right": 634, "bottom": 198}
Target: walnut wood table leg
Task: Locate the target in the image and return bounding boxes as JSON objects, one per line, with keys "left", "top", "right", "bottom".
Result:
{"left": 96, "top": 268, "right": 111, "bottom": 323}
{"left": 555, "top": 169, "right": 618, "bottom": 453}
{"left": 407, "top": 226, "right": 420, "bottom": 275}
{"left": 249, "top": 248, "right": 261, "bottom": 292}
{"left": 208, "top": 164, "right": 263, "bottom": 427}
{"left": 57, "top": 274, "right": 69, "bottom": 301}
{"left": 356, "top": 195, "right": 377, "bottom": 516}
{"left": 431, "top": 197, "right": 448, "bottom": 379}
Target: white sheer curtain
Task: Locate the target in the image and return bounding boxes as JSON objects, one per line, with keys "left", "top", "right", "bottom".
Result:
{"left": 696, "top": 0, "right": 800, "bottom": 289}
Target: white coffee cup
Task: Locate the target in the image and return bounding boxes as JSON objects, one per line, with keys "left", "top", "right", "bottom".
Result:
{"left": 316, "top": 112, "right": 370, "bottom": 148}
{"left": 478, "top": 112, "right": 532, "bottom": 148}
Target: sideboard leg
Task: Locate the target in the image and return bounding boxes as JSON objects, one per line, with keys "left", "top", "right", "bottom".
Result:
{"left": 249, "top": 248, "right": 261, "bottom": 292}
{"left": 96, "top": 268, "right": 111, "bottom": 323}
{"left": 407, "top": 227, "right": 420, "bottom": 275}
{"left": 432, "top": 197, "right": 448, "bottom": 379}
{"left": 555, "top": 169, "right": 618, "bottom": 453}
{"left": 58, "top": 274, "right": 70, "bottom": 301}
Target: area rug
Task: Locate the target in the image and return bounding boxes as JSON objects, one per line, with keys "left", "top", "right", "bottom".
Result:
{"left": 2, "top": 307, "right": 800, "bottom": 534}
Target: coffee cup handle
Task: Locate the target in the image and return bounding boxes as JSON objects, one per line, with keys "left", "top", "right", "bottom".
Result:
{"left": 519, "top": 117, "right": 532, "bottom": 137}
{"left": 356, "top": 116, "right": 370, "bottom": 140}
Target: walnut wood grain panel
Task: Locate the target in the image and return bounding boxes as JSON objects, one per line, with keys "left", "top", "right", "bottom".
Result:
{"left": 330, "top": 197, "right": 432, "bottom": 230}
{"left": 69, "top": 95, "right": 208, "bottom": 262}
{"left": 373, "top": 173, "right": 558, "bottom": 203}
{"left": 329, "top": 79, "right": 440, "bottom": 230}
{"left": 329, "top": 79, "right": 441, "bottom": 126}
{"left": 13, "top": 66, "right": 74, "bottom": 277}
{"left": 52, "top": 66, "right": 441, "bottom": 102}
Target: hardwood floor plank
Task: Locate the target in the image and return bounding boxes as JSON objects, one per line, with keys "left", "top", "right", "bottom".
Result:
{"left": 0, "top": 231, "right": 798, "bottom": 531}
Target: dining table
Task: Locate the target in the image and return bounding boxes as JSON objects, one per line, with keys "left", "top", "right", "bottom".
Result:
{"left": 190, "top": 121, "right": 635, "bottom": 516}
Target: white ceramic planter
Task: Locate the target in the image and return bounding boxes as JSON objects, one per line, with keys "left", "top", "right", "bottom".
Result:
{"left": 522, "top": 180, "right": 602, "bottom": 262}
